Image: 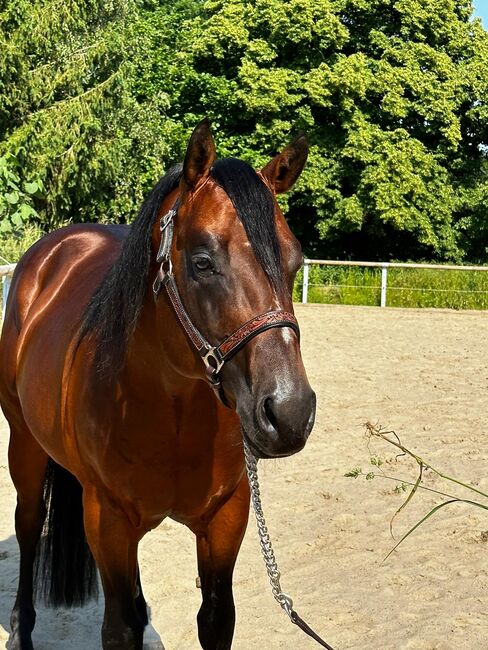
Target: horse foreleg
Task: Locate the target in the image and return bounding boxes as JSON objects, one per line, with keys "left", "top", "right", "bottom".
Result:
{"left": 83, "top": 485, "right": 145, "bottom": 650}
{"left": 195, "top": 476, "right": 250, "bottom": 650}
{"left": 7, "top": 422, "right": 48, "bottom": 650}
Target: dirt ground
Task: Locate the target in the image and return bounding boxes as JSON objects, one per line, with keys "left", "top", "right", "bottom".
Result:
{"left": 1, "top": 304, "right": 487, "bottom": 649}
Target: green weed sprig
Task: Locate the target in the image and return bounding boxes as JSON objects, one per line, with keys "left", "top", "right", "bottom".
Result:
{"left": 346, "top": 422, "right": 488, "bottom": 561}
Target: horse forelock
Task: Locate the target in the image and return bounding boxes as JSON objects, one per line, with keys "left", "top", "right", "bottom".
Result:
{"left": 210, "top": 158, "right": 284, "bottom": 291}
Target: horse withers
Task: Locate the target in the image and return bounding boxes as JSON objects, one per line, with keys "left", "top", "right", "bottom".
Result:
{"left": 0, "top": 120, "right": 315, "bottom": 649}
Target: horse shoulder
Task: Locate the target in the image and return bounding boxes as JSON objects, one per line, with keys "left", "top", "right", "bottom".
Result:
{"left": 0, "top": 224, "right": 128, "bottom": 452}
{"left": 12, "top": 223, "right": 128, "bottom": 328}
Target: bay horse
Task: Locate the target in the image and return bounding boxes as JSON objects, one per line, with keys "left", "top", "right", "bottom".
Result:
{"left": 0, "top": 120, "right": 315, "bottom": 650}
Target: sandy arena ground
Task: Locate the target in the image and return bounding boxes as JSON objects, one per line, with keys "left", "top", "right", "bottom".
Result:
{"left": 1, "top": 304, "right": 487, "bottom": 649}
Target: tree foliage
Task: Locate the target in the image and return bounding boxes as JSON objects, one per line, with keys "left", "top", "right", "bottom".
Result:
{"left": 1, "top": 0, "right": 488, "bottom": 262}
{"left": 0, "top": 0, "right": 132, "bottom": 229}
{"left": 0, "top": 154, "right": 42, "bottom": 233}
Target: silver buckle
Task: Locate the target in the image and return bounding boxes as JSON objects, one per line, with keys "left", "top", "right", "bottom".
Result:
{"left": 160, "top": 208, "right": 175, "bottom": 232}
{"left": 202, "top": 347, "right": 224, "bottom": 378}
{"left": 160, "top": 258, "right": 172, "bottom": 280}
{"left": 152, "top": 259, "right": 173, "bottom": 296}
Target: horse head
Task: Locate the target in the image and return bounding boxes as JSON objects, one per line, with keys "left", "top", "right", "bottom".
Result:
{"left": 155, "top": 120, "right": 316, "bottom": 459}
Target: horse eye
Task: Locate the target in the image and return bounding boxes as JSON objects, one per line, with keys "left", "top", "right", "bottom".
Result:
{"left": 192, "top": 255, "right": 214, "bottom": 274}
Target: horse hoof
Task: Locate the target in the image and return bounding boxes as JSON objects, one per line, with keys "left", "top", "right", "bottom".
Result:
{"left": 143, "top": 623, "right": 164, "bottom": 650}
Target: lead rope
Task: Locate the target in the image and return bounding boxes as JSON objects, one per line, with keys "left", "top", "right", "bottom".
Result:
{"left": 243, "top": 439, "right": 336, "bottom": 650}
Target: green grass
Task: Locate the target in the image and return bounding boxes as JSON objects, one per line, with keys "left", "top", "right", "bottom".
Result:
{"left": 293, "top": 265, "right": 488, "bottom": 310}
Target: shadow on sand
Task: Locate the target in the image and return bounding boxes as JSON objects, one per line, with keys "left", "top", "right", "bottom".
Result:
{"left": 0, "top": 533, "right": 103, "bottom": 649}
{"left": 0, "top": 534, "right": 164, "bottom": 650}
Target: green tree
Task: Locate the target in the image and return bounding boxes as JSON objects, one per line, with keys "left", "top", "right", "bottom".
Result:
{"left": 2, "top": 0, "right": 488, "bottom": 263}
{"left": 0, "top": 0, "right": 203, "bottom": 235}
{"left": 151, "top": 0, "right": 488, "bottom": 261}
{"left": 0, "top": 0, "right": 133, "bottom": 230}
{"left": 0, "top": 154, "right": 42, "bottom": 234}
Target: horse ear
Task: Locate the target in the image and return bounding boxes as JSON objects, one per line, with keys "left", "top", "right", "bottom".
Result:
{"left": 181, "top": 119, "right": 216, "bottom": 192}
{"left": 261, "top": 135, "right": 309, "bottom": 194}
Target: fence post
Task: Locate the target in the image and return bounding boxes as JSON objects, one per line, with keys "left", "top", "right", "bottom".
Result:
{"left": 2, "top": 275, "right": 11, "bottom": 321}
{"left": 302, "top": 262, "right": 310, "bottom": 304}
{"left": 380, "top": 265, "right": 388, "bottom": 308}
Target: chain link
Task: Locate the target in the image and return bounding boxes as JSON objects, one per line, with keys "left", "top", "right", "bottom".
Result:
{"left": 243, "top": 438, "right": 336, "bottom": 650}
{"left": 243, "top": 440, "right": 294, "bottom": 618}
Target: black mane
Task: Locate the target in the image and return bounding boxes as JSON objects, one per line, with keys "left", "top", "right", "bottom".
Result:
{"left": 79, "top": 164, "right": 183, "bottom": 375}
{"left": 80, "top": 158, "right": 282, "bottom": 376}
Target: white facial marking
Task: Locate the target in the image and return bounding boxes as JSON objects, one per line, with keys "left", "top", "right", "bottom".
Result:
{"left": 279, "top": 327, "right": 295, "bottom": 346}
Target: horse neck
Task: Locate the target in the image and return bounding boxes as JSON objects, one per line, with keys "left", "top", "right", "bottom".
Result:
{"left": 122, "top": 270, "right": 203, "bottom": 401}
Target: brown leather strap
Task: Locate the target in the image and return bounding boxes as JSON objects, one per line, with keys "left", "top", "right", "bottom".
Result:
{"left": 160, "top": 276, "right": 300, "bottom": 399}
{"left": 218, "top": 310, "right": 299, "bottom": 360}
{"left": 164, "top": 276, "right": 209, "bottom": 352}
{"left": 290, "top": 610, "right": 336, "bottom": 649}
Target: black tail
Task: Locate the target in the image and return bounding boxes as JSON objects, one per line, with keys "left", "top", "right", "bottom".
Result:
{"left": 34, "top": 459, "right": 99, "bottom": 607}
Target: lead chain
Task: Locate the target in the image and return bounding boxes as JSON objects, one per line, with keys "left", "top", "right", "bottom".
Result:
{"left": 243, "top": 440, "right": 294, "bottom": 617}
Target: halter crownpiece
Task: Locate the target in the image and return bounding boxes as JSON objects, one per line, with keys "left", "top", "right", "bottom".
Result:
{"left": 152, "top": 201, "right": 300, "bottom": 405}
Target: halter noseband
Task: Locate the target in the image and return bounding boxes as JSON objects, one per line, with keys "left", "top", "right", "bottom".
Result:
{"left": 152, "top": 200, "right": 300, "bottom": 405}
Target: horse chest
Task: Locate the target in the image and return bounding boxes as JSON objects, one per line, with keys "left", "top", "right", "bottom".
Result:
{"left": 86, "top": 415, "right": 245, "bottom": 526}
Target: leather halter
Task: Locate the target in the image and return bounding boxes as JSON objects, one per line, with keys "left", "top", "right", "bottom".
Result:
{"left": 152, "top": 201, "right": 300, "bottom": 405}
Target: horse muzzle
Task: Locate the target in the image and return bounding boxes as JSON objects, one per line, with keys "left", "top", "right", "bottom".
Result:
{"left": 240, "top": 383, "right": 316, "bottom": 459}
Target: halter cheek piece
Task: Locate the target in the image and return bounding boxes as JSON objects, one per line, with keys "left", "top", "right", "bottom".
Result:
{"left": 152, "top": 200, "right": 300, "bottom": 406}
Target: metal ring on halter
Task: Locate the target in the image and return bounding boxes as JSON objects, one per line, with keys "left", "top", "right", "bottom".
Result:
{"left": 161, "top": 258, "right": 172, "bottom": 278}
{"left": 152, "top": 259, "right": 173, "bottom": 296}
{"left": 202, "top": 346, "right": 224, "bottom": 383}
{"left": 158, "top": 259, "right": 173, "bottom": 285}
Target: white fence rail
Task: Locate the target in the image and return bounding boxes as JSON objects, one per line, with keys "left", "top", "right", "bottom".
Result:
{"left": 301, "top": 259, "right": 488, "bottom": 307}
{"left": 2, "top": 260, "right": 488, "bottom": 317}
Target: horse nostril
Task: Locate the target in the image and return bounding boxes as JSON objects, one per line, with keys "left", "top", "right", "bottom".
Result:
{"left": 258, "top": 388, "right": 316, "bottom": 440}
{"left": 263, "top": 397, "right": 279, "bottom": 432}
